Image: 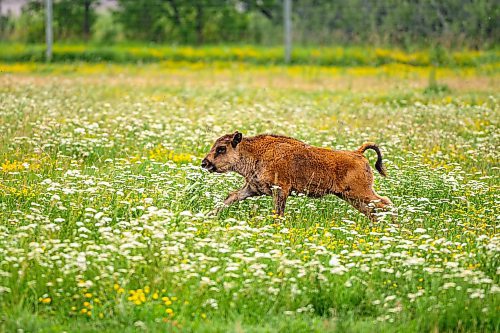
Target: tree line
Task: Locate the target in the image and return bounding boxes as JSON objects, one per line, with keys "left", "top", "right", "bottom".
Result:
{"left": 0, "top": 0, "right": 497, "bottom": 48}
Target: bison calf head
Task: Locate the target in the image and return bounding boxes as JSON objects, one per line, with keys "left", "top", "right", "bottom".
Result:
{"left": 202, "top": 131, "right": 242, "bottom": 173}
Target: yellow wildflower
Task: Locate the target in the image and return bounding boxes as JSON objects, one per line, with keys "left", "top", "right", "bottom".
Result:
{"left": 40, "top": 297, "right": 52, "bottom": 304}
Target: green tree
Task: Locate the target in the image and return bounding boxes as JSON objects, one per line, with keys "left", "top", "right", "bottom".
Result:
{"left": 11, "top": 0, "right": 99, "bottom": 42}
{"left": 52, "top": 0, "right": 99, "bottom": 40}
{"left": 114, "top": 0, "right": 253, "bottom": 44}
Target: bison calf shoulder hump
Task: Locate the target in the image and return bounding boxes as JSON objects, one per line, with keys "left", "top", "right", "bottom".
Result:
{"left": 202, "top": 132, "right": 392, "bottom": 220}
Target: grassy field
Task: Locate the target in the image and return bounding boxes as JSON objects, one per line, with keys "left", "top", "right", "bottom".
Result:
{"left": 1, "top": 43, "right": 499, "bottom": 67}
{"left": 0, "top": 62, "right": 499, "bottom": 332}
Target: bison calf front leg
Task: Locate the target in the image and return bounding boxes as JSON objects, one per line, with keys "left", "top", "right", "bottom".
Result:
{"left": 209, "top": 184, "right": 258, "bottom": 216}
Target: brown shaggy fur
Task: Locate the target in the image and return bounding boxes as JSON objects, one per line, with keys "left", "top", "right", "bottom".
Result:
{"left": 201, "top": 131, "right": 392, "bottom": 220}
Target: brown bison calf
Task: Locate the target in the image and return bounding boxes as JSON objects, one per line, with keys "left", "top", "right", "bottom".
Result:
{"left": 202, "top": 131, "right": 392, "bottom": 221}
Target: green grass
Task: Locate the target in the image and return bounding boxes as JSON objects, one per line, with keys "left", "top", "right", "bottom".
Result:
{"left": 0, "top": 62, "right": 499, "bottom": 332}
{"left": 1, "top": 42, "right": 499, "bottom": 67}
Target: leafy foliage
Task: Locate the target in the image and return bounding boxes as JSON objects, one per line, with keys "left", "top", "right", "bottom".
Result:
{"left": 2, "top": 0, "right": 498, "bottom": 48}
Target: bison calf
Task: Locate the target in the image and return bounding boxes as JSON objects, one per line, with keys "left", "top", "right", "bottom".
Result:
{"left": 202, "top": 131, "right": 392, "bottom": 221}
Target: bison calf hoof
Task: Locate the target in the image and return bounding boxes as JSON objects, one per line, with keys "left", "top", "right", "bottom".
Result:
{"left": 207, "top": 205, "right": 227, "bottom": 217}
{"left": 206, "top": 209, "right": 220, "bottom": 217}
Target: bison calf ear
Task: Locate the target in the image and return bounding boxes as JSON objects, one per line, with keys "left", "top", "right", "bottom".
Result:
{"left": 231, "top": 131, "right": 242, "bottom": 148}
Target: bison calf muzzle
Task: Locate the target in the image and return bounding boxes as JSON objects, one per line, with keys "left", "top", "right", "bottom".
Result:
{"left": 202, "top": 131, "right": 392, "bottom": 221}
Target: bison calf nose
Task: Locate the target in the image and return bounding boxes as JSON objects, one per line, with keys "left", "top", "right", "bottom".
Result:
{"left": 201, "top": 158, "right": 216, "bottom": 172}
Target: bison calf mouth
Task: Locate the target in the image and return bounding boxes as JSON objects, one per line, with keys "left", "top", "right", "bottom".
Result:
{"left": 201, "top": 159, "right": 217, "bottom": 172}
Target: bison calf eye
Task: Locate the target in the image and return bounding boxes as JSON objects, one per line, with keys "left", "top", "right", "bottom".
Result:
{"left": 216, "top": 146, "right": 226, "bottom": 155}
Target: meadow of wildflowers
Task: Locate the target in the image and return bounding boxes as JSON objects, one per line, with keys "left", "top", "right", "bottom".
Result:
{"left": 0, "top": 63, "right": 498, "bottom": 332}
{"left": 1, "top": 43, "right": 498, "bottom": 67}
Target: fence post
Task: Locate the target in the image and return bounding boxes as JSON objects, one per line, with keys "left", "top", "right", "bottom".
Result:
{"left": 45, "top": 0, "right": 53, "bottom": 62}
{"left": 284, "top": 0, "right": 292, "bottom": 64}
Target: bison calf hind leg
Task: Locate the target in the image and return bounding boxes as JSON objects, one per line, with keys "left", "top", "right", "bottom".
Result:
{"left": 339, "top": 192, "right": 393, "bottom": 222}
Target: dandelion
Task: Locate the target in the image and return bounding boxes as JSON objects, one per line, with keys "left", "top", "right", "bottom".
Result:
{"left": 40, "top": 297, "right": 52, "bottom": 304}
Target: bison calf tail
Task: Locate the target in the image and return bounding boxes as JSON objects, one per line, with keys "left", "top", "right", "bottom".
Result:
{"left": 357, "top": 142, "right": 387, "bottom": 177}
